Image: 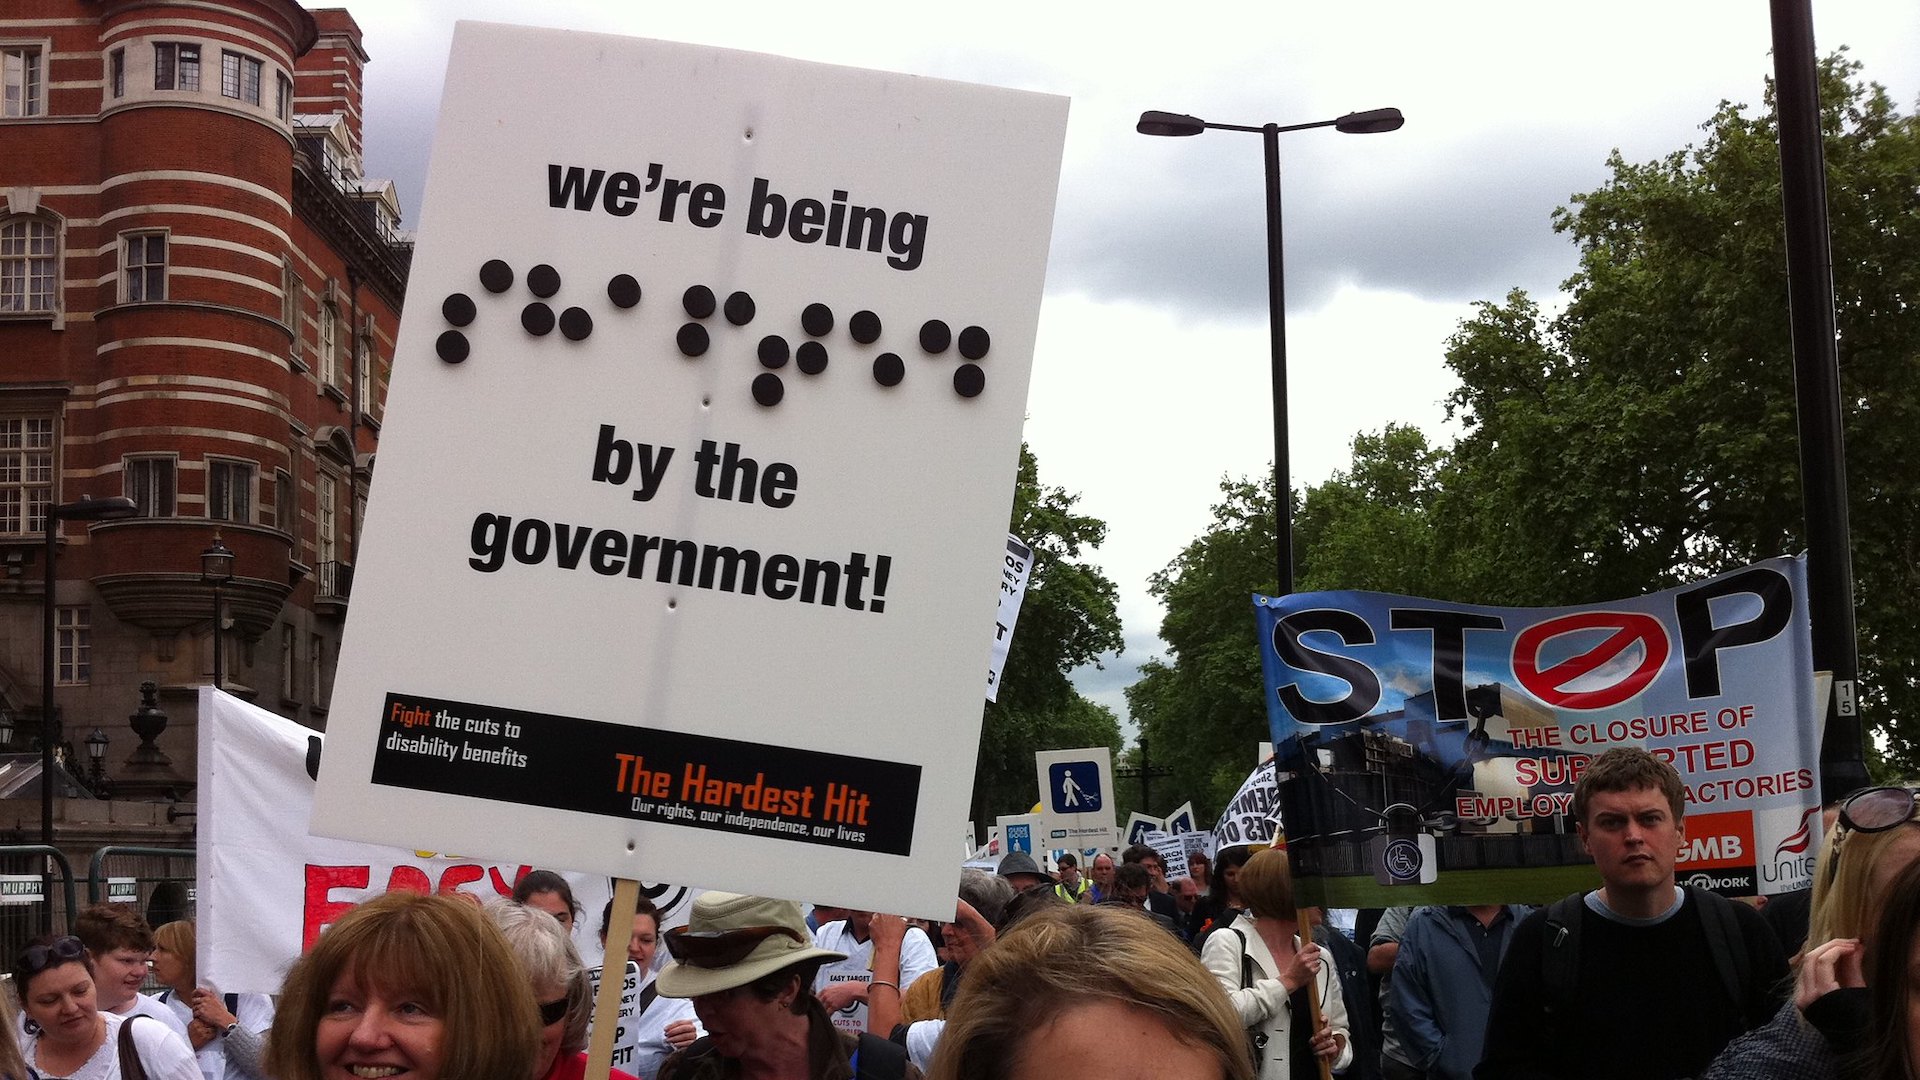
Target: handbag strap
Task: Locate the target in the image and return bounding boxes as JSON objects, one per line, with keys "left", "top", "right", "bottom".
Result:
{"left": 117, "top": 1016, "right": 150, "bottom": 1080}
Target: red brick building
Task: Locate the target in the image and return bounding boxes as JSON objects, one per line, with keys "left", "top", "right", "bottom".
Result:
{"left": 0, "top": 1, "right": 404, "bottom": 853}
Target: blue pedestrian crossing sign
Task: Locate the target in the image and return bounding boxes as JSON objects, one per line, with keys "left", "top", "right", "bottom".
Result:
{"left": 1034, "top": 747, "right": 1116, "bottom": 848}
{"left": 1048, "top": 762, "right": 1101, "bottom": 813}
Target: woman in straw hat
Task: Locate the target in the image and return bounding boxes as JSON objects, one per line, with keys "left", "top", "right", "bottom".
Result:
{"left": 653, "top": 893, "right": 917, "bottom": 1080}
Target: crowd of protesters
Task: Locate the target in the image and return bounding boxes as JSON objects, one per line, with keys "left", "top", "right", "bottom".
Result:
{"left": 5, "top": 746, "right": 1918, "bottom": 1080}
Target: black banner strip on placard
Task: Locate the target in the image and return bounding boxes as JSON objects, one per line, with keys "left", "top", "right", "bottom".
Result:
{"left": 371, "top": 692, "right": 920, "bottom": 856}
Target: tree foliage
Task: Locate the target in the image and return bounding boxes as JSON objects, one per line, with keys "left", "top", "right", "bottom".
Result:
{"left": 972, "top": 445, "right": 1124, "bottom": 828}
{"left": 1134, "top": 54, "right": 1920, "bottom": 800}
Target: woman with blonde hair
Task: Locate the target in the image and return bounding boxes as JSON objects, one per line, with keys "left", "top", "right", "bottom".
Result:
{"left": 266, "top": 891, "right": 541, "bottom": 1080}
{"left": 1197, "top": 848, "right": 1350, "bottom": 1080}
{"left": 929, "top": 903, "right": 1253, "bottom": 1080}
{"left": 151, "top": 919, "right": 275, "bottom": 1080}
{"left": 1705, "top": 785, "right": 1920, "bottom": 1079}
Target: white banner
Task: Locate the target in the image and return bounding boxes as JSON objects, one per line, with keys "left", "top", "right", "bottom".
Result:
{"left": 1211, "top": 757, "right": 1280, "bottom": 853}
{"left": 986, "top": 535, "right": 1034, "bottom": 702}
{"left": 198, "top": 688, "right": 710, "bottom": 992}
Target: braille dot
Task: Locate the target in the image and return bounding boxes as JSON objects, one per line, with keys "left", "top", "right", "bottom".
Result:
{"left": 758, "top": 335, "right": 790, "bottom": 369}
{"left": 436, "top": 330, "right": 469, "bottom": 364}
{"left": 958, "top": 326, "right": 991, "bottom": 360}
{"left": 752, "top": 373, "right": 785, "bottom": 407}
{"left": 560, "top": 307, "right": 593, "bottom": 341}
{"left": 442, "top": 293, "right": 476, "bottom": 327}
{"left": 608, "top": 274, "right": 642, "bottom": 309}
{"left": 954, "top": 363, "right": 986, "bottom": 398}
{"left": 683, "top": 285, "right": 716, "bottom": 319}
{"left": 873, "top": 353, "right": 904, "bottom": 386}
{"left": 801, "top": 303, "right": 834, "bottom": 337}
{"left": 850, "top": 310, "right": 882, "bottom": 344}
{"left": 521, "top": 303, "right": 555, "bottom": 336}
{"left": 678, "top": 323, "right": 709, "bottom": 356}
{"left": 724, "top": 291, "right": 756, "bottom": 326}
{"left": 796, "top": 342, "right": 828, "bottom": 375}
{"left": 528, "top": 264, "right": 561, "bottom": 298}
{"left": 920, "top": 320, "right": 952, "bottom": 354}
{"left": 479, "top": 260, "right": 513, "bottom": 293}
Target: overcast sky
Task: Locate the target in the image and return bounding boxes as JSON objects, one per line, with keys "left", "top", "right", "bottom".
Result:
{"left": 329, "top": 0, "right": 1919, "bottom": 730}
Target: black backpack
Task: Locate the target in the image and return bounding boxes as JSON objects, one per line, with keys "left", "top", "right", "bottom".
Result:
{"left": 1540, "top": 887, "right": 1749, "bottom": 1032}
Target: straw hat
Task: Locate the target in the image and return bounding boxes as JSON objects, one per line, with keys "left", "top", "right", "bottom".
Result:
{"left": 654, "top": 892, "right": 847, "bottom": 998}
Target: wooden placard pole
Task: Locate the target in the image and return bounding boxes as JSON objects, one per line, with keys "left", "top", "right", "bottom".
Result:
{"left": 1300, "top": 905, "right": 1332, "bottom": 1080}
{"left": 584, "top": 878, "right": 640, "bottom": 1080}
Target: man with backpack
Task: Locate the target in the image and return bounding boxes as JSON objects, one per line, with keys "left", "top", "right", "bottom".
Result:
{"left": 1476, "top": 747, "right": 1787, "bottom": 1080}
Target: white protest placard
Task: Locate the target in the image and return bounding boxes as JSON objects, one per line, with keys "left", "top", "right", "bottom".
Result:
{"left": 1037, "top": 747, "right": 1116, "bottom": 849}
{"left": 310, "top": 25, "right": 1068, "bottom": 920}
{"left": 1143, "top": 829, "right": 1187, "bottom": 877}
{"left": 1124, "top": 812, "right": 1164, "bottom": 848}
{"left": 986, "top": 535, "right": 1034, "bottom": 701}
{"left": 996, "top": 813, "right": 1043, "bottom": 856}
{"left": 197, "top": 687, "right": 653, "bottom": 991}
{"left": 1211, "top": 757, "right": 1280, "bottom": 853}
{"left": 1165, "top": 801, "right": 1198, "bottom": 834}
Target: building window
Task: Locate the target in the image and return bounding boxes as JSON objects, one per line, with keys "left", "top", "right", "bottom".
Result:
{"left": 1, "top": 215, "right": 56, "bottom": 313}
{"left": 281, "top": 625, "right": 296, "bottom": 700}
{"left": 2, "top": 46, "right": 42, "bottom": 118}
{"left": 281, "top": 259, "right": 300, "bottom": 328}
{"left": 0, "top": 415, "right": 54, "bottom": 535}
{"left": 154, "top": 42, "right": 200, "bottom": 91}
{"left": 316, "top": 470, "right": 337, "bottom": 567}
{"left": 355, "top": 332, "right": 374, "bottom": 414}
{"left": 276, "top": 72, "right": 292, "bottom": 121}
{"left": 110, "top": 49, "right": 125, "bottom": 98}
{"left": 207, "top": 458, "right": 255, "bottom": 522}
{"left": 124, "top": 455, "right": 176, "bottom": 517}
{"left": 309, "top": 633, "right": 325, "bottom": 705}
{"left": 318, "top": 300, "right": 338, "bottom": 385}
{"left": 122, "top": 232, "right": 166, "bottom": 303}
{"left": 272, "top": 467, "right": 293, "bottom": 533}
{"left": 55, "top": 606, "right": 89, "bottom": 685}
{"left": 220, "top": 51, "right": 261, "bottom": 104}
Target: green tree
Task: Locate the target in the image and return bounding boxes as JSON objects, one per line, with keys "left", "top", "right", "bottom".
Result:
{"left": 1435, "top": 55, "right": 1920, "bottom": 763}
{"left": 971, "top": 445, "right": 1124, "bottom": 831}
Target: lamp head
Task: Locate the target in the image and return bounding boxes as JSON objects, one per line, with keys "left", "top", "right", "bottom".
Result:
{"left": 1334, "top": 108, "right": 1404, "bottom": 134}
{"left": 201, "top": 534, "right": 236, "bottom": 585}
{"left": 1137, "top": 110, "right": 1206, "bottom": 137}
{"left": 52, "top": 496, "right": 137, "bottom": 523}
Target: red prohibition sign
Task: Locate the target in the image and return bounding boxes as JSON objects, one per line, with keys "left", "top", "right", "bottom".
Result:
{"left": 1512, "top": 611, "right": 1670, "bottom": 710}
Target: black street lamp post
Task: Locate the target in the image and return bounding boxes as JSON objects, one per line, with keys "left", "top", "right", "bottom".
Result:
{"left": 1136, "top": 107, "right": 1403, "bottom": 595}
{"left": 201, "top": 535, "right": 235, "bottom": 689}
{"left": 39, "top": 495, "right": 135, "bottom": 931}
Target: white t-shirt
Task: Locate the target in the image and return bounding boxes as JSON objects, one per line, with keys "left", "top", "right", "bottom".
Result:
{"left": 808, "top": 921, "right": 938, "bottom": 1034}
{"left": 155, "top": 990, "right": 274, "bottom": 1080}
{"left": 27, "top": 1012, "right": 202, "bottom": 1080}
{"left": 626, "top": 977, "right": 700, "bottom": 1080}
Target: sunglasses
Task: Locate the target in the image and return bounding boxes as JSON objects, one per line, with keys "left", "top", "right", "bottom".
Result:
{"left": 662, "top": 925, "right": 802, "bottom": 968}
{"left": 538, "top": 997, "right": 568, "bottom": 1026}
{"left": 1838, "top": 787, "right": 1920, "bottom": 834}
{"left": 21, "top": 937, "right": 86, "bottom": 978}
{"left": 1824, "top": 787, "right": 1920, "bottom": 883}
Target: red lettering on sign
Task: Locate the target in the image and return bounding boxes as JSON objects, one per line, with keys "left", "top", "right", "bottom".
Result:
{"left": 302, "top": 865, "right": 369, "bottom": 951}
{"left": 385, "top": 866, "right": 432, "bottom": 895}
{"left": 437, "top": 864, "right": 484, "bottom": 894}
{"left": 1513, "top": 612, "right": 1669, "bottom": 710}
